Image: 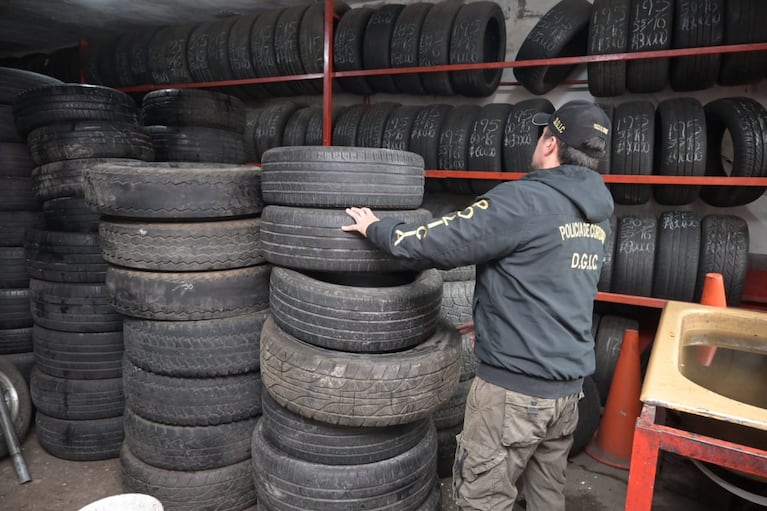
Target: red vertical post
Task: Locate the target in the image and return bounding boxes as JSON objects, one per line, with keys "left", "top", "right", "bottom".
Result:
{"left": 625, "top": 405, "right": 662, "bottom": 511}
{"left": 322, "top": 0, "right": 335, "bottom": 146}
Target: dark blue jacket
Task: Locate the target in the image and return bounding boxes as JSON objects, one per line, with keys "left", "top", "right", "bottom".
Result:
{"left": 367, "top": 165, "right": 614, "bottom": 398}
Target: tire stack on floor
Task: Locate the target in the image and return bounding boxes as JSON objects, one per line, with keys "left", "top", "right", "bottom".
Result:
{"left": 256, "top": 146, "right": 462, "bottom": 510}
{"left": 141, "top": 89, "right": 247, "bottom": 164}
{"left": 11, "top": 83, "right": 154, "bottom": 462}
{"left": 82, "top": 160, "right": 265, "bottom": 511}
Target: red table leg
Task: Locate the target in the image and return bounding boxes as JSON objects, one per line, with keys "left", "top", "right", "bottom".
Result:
{"left": 626, "top": 405, "right": 661, "bottom": 511}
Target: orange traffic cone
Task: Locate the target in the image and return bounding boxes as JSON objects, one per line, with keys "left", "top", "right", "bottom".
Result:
{"left": 696, "top": 273, "right": 727, "bottom": 367}
{"left": 585, "top": 328, "right": 642, "bottom": 470}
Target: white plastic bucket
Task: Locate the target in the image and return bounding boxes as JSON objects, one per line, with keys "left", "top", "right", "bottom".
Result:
{"left": 77, "top": 493, "right": 163, "bottom": 511}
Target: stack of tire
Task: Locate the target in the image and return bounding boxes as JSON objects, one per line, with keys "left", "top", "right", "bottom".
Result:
{"left": 0, "top": 67, "right": 61, "bottom": 458}
{"left": 141, "top": 89, "right": 247, "bottom": 164}
{"left": 11, "top": 83, "right": 154, "bottom": 462}
{"left": 515, "top": 0, "right": 767, "bottom": 96}
{"left": 255, "top": 146, "right": 462, "bottom": 509}
{"left": 82, "top": 160, "right": 265, "bottom": 510}
{"left": 599, "top": 212, "right": 749, "bottom": 306}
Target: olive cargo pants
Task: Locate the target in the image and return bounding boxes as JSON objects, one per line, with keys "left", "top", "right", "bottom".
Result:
{"left": 452, "top": 377, "right": 582, "bottom": 510}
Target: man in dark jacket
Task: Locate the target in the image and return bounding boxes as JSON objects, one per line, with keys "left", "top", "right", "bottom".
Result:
{"left": 343, "top": 100, "right": 614, "bottom": 510}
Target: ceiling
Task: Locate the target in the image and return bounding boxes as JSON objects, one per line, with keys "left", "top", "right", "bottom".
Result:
{"left": 0, "top": 0, "right": 315, "bottom": 55}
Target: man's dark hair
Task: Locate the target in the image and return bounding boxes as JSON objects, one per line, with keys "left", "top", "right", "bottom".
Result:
{"left": 556, "top": 136, "right": 606, "bottom": 171}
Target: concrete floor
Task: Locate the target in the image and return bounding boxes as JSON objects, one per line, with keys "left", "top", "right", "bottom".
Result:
{"left": 1, "top": 428, "right": 756, "bottom": 510}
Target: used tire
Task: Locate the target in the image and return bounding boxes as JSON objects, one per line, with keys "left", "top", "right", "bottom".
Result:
{"left": 587, "top": 0, "right": 629, "bottom": 97}
{"left": 626, "top": 0, "right": 673, "bottom": 93}
{"left": 41, "top": 197, "right": 99, "bottom": 233}
{"left": 441, "top": 279, "right": 474, "bottom": 327}
{"left": 145, "top": 125, "right": 246, "bottom": 164}
{"left": 439, "top": 104, "right": 481, "bottom": 194}
{"left": 468, "top": 102, "right": 512, "bottom": 194}
{"left": 141, "top": 89, "right": 246, "bottom": 132}
{"left": 363, "top": 5, "right": 406, "bottom": 94}
{"left": 382, "top": 105, "right": 423, "bottom": 151}
{"left": 418, "top": 0, "right": 462, "bottom": 96}
{"left": 593, "top": 315, "right": 639, "bottom": 403}
{"left": 0, "top": 211, "right": 42, "bottom": 246}
{"left": 0, "top": 247, "right": 28, "bottom": 288}
{"left": 653, "top": 211, "right": 701, "bottom": 301}
{"left": 0, "top": 67, "right": 62, "bottom": 104}
{"left": 694, "top": 215, "right": 749, "bottom": 306}
{"left": 24, "top": 228, "right": 106, "bottom": 283}
{"left": 718, "top": 0, "right": 767, "bottom": 86}
{"left": 597, "top": 216, "right": 618, "bottom": 293}
{"left": 36, "top": 412, "right": 123, "bottom": 461}
{"left": 356, "top": 102, "right": 399, "bottom": 148}
{"left": 410, "top": 104, "right": 453, "bottom": 171}
{"left": 0, "top": 327, "right": 32, "bottom": 355}
{"left": 30, "top": 367, "right": 124, "bottom": 420}
{"left": 610, "top": 101, "right": 654, "bottom": 205}
{"left": 449, "top": 2, "right": 506, "bottom": 97}
{"left": 31, "top": 157, "right": 141, "bottom": 202}
{"left": 334, "top": 8, "right": 375, "bottom": 95}
{"left": 32, "top": 325, "right": 123, "bottom": 380}
{"left": 260, "top": 316, "right": 461, "bottom": 427}
{"left": 612, "top": 216, "right": 657, "bottom": 297}
{"left": 29, "top": 279, "right": 122, "bottom": 333}
{"left": 669, "top": 0, "right": 724, "bottom": 91}
{"left": 0, "top": 288, "right": 33, "bottom": 329}
{"left": 390, "top": 3, "right": 432, "bottom": 95}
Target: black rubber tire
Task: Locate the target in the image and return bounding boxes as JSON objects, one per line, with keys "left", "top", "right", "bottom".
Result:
{"left": 128, "top": 28, "right": 160, "bottom": 86}
{"left": 0, "top": 142, "right": 34, "bottom": 177}
{"left": 261, "top": 390, "right": 430, "bottom": 466}
{"left": 261, "top": 206, "right": 431, "bottom": 272}
{"left": 610, "top": 101, "right": 655, "bottom": 205}
{"left": 433, "top": 378, "right": 471, "bottom": 429}
{"left": 391, "top": 3, "right": 432, "bottom": 95}
{"left": 0, "top": 288, "right": 33, "bottom": 330}
{"left": 597, "top": 216, "right": 618, "bottom": 293}
{"left": 570, "top": 375, "right": 600, "bottom": 456}
{"left": 41, "top": 197, "right": 99, "bottom": 233}
{"left": 300, "top": 3, "right": 351, "bottom": 93}
{"left": 436, "top": 424, "right": 461, "bottom": 478}
{"left": 469, "top": 103, "right": 513, "bottom": 194}
{"left": 587, "top": 0, "right": 629, "bottom": 97}
{"left": 0, "top": 211, "right": 42, "bottom": 246}
{"left": 334, "top": 8, "right": 375, "bottom": 95}
{"left": 106, "top": 264, "right": 270, "bottom": 321}
{"left": 141, "top": 89, "right": 246, "bottom": 132}
{"left": 418, "top": 0, "right": 462, "bottom": 96}
{"left": 27, "top": 121, "right": 153, "bottom": 166}
{"left": 595, "top": 103, "right": 614, "bottom": 174}
{"left": 261, "top": 316, "right": 461, "bottom": 427}
{"left": 13, "top": 84, "right": 138, "bottom": 137}
{"left": 0, "top": 67, "right": 62, "bottom": 104}
{"left": 146, "top": 24, "right": 195, "bottom": 85}
{"left": 382, "top": 105, "right": 422, "bottom": 151}
{"left": 83, "top": 161, "right": 264, "bottom": 219}
{"left": 0, "top": 106, "right": 22, "bottom": 143}
{"left": 694, "top": 215, "right": 749, "bottom": 306}
{"left": 612, "top": 215, "right": 657, "bottom": 297}
{"left": 253, "top": 102, "right": 303, "bottom": 160}
{"left": 36, "top": 412, "right": 123, "bottom": 461}
{"left": 30, "top": 367, "right": 124, "bottom": 420}
{"left": 260, "top": 146, "right": 424, "bottom": 209}
{"left": 330, "top": 104, "right": 366, "bottom": 147}
{"left": 124, "top": 407, "right": 255, "bottom": 470}
{"left": 363, "top": 4, "right": 405, "bottom": 94}
{"left": 31, "top": 157, "right": 141, "bottom": 202}
{"left": 441, "top": 279, "right": 475, "bottom": 328}
{"left": 502, "top": 99, "right": 554, "bottom": 172}
{"left": 652, "top": 211, "right": 701, "bottom": 301}
{"left": 282, "top": 107, "right": 314, "bottom": 146}
{"left": 24, "top": 228, "right": 106, "bottom": 283}
{"left": 593, "top": 315, "right": 639, "bottom": 404}
{"left": 356, "top": 102, "right": 399, "bottom": 148}
{"left": 449, "top": 2, "right": 506, "bottom": 97}
{"left": 99, "top": 217, "right": 262, "bottom": 272}
{"left": 186, "top": 21, "right": 218, "bottom": 83}
{"left": 0, "top": 247, "right": 27, "bottom": 288}
{"left": 274, "top": 5, "right": 316, "bottom": 96}
{"left": 146, "top": 125, "right": 246, "bottom": 164}
{"left": 252, "top": 8, "right": 293, "bottom": 97}
{"left": 669, "top": 0, "right": 724, "bottom": 91}
{"left": 439, "top": 105, "right": 480, "bottom": 194}
{"left": 0, "top": 327, "right": 32, "bottom": 355}
{"left": 29, "top": 279, "right": 122, "bottom": 333}
{"left": 653, "top": 98, "right": 706, "bottom": 205}
{"left": 228, "top": 13, "right": 270, "bottom": 99}
{"left": 700, "top": 97, "right": 767, "bottom": 207}
{"left": 124, "top": 310, "right": 266, "bottom": 378}
{"left": 626, "top": 0, "right": 673, "bottom": 93}
{"left": 123, "top": 359, "right": 261, "bottom": 427}
{"left": 121, "top": 444, "right": 257, "bottom": 511}
{"left": 0, "top": 356, "right": 32, "bottom": 459}
{"left": 718, "top": 0, "right": 767, "bottom": 86}
{"left": 32, "top": 325, "right": 123, "bottom": 380}
{"left": 410, "top": 104, "right": 453, "bottom": 172}
{"left": 304, "top": 107, "right": 326, "bottom": 146}
{"left": 270, "top": 267, "right": 442, "bottom": 353}
{"left": 252, "top": 417, "right": 437, "bottom": 510}
{"left": 0, "top": 176, "right": 38, "bottom": 211}
{"left": 513, "top": 0, "right": 592, "bottom": 95}
{"left": 112, "top": 33, "right": 136, "bottom": 87}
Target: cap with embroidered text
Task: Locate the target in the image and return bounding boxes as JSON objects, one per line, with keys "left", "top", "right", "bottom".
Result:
{"left": 531, "top": 100, "right": 610, "bottom": 151}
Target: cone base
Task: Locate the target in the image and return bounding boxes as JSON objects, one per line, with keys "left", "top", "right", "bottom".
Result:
{"left": 584, "top": 437, "right": 631, "bottom": 470}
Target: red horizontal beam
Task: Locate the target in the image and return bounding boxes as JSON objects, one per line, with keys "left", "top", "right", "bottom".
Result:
{"left": 596, "top": 292, "right": 667, "bottom": 308}
{"left": 118, "top": 72, "right": 324, "bottom": 93}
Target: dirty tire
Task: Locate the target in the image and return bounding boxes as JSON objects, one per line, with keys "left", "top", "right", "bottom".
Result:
{"left": 29, "top": 280, "right": 122, "bottom": 333}
{"left": 669, "top": 0, "right": 724, "bottom": 91}
{"left": 593, "top": 315, "right": 639, "bottom": 404}
{"left": 32, "top": 325, "right": 123, "bottom": 380}
{"left": 0, "top": 356, "right": 32, "bottom": 458}
{"left": 228, "top": 13, "right": 269, "bottom": 99}
{"left": 587, "top": 0, "right": 630, "bottom": 97}
{"left": 0, "top": 211, "right": 42, "bottom": 246}
{"left": 514, "top": 0, "right": 592, "bottom": 95}
{"left": 0, "top": 67, "right": 62, "bottom": 104}
{"left": 141, "top": 89, "right": 246, "bottom": 132}
{"left": 270, "top": 267, "right": 442, "bottom": 353}
{"left": 274, "top": 6, "right": 316, "bottom": 96}
{"left": 83, "top": 161, "right": 263, "bottom": 219}
{"left": 449, "top": 2, "right": 506, "bottom": 97}
{"left": 145, "top": 125, "right": 246, "bottom": 164}
{"left": 610, "top": 101, "right": 654, "bottom": 205}
{"left": 441, "top": 280, "right": 474, "bottom": 327}
{"left": 363, "top": 5, "right": 406, "bottom": 93}
{"left": 24, "top": 228, "right": 106, "bottom": 283}
{"left": 123, "top": 359, "right": 261, "bottom": 427}
{"left": 124, "top": 310, "right": 266, "bottom": 378}
{"left": 282, "top": 107, "right": 315, "bottom": 146}
{"left": 334, "top": 8, "right": 375, "bottom": 95}
{"left": 419, "top": 0, "right": 462, "bottom": 96}
{"left": 570, "top": 375, "right": 600, "bottom": 456}
{"left": 261, "top": 390, "right": 430, "bottom": 465}
{"left": 31, "top": 157, "right": 141, "bottom": 202}
{"left": 36, "top": 412, "right": 123, "bottom": 461}
{"left": 99, "top": 217, "right": 263, "bottom": 271}
{"left": 0, "top": 288, "right": 33, "bottom": 329}
{"left": 700, "top": 97, "right": 767, "bottom": 207}
{"left": 0, "top": 177, "right": 39, "bottom": 211}
{"left": 146, "top": 24, "right": 196, "bottom": 85}
{"left": 694, "top": 215, "right": 749, "bottom": 306}
{"left": 252, "top": 417, "right": 437, "bottom": 510}
{"left": 121, "top": 444, "right": 257, "bottom": 511}
{"left": 253, "top": 102, "right": 303, "bottom": 160}
{"left": 261, "top": 206, "right": 431, "bottom": 272}
{"left": 626, "top": 0, "right": 673, "bottom": 93}
{"left": 260, "top": 146, "right": 424, "bottom": 209}
{"left": 30, "top": 367, "right": 124, "bottom": 420}
{"left": 0, "top": 247, "right": 28, "bottom": 288}
{"left": 106, "top": 264, "right": 270, "bottom": 321}
{"left": 0, "top": 142, "right": 34, "bottom": 176}
{"left": 652, "top": 211, "right": 701, "bottom": 301}
{"left": 597, "top": 216, "right": 618, "bottom": 293}
{"left": 0, "top": 327, "right": 32, "bottom": 354}
{"left": 41, "top": 198, "right": 99, "bottom": 233}
{"left": 432, "top": 378, "right": 471, "bottom": 429}
{"left": 124, "top": 408, "right": 256, "bottom": 471}
{"left": 612, "top": 216, "right": 657, "bottom": 297}
{"left": 260, "top": 316, "right": 461, "bottom": 427}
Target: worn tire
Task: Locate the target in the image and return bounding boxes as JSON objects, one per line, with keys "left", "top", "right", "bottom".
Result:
{"left": 0, "top": 327, "right": 32, "bottom": 355}
{"left": 410, "top": 104, "right": 453, "bottom": 171}
{"left": 0, "top": 176, "right": 41, "bottom": 211}
{"left": 146, "top": 24, "right": 195, "bottom": 85}
{"left": 653, "top": 211, "right": 701, "bottom": 301}
{"left": 31, "top": 157, "right": 141, "bottom": 202}
{"left": 36, "top": 412, "right": 123, "bottom": 461}
{"left": 41, "top": 197, "right": 99, "bottom": 233}
{"left": 441, "top": 279, "right": 474, "bottom": 327}
{"left": 391, "top": 3, "right": 433, "bottom": 95}
{"left": 334, "top": 8, "right": 375, "bottom": 95}
{"left": 261, "top": 316, "right": 461, "bottom": 427}
{"left": 0, "top": 247, "right": 28, "bottom": 288}
{"left": 432, "top": 378, "right": 471, "bottom": 429}
{"left": 0, "top": 211, "right": 42, "bottom": 246}
{"left": 30, "top": 367, "right": 124, "bottom": 420}
{"left": 612, "top": 216, "right": 657, "bottom": 297}
{"left": 145, "top": 125, "right": 246, "bottom": 164}
{"left": 694, "top": 215, "right": 749, "bottom": 306}
{"left": 253, "top": 102, "right": 303, "bottom": 160}
{"left": 419, "top": 0, "right": 462, "bottom": 96}
{"left": 356, "top": 103, "right": 399, "bottom": 148}
{"left": 610, "top": 101, "right": 654, "bottom": 205}
{"left": 0, "top": 288, "right": 33, "bottom": 329}
{"left": 449, "top": 2, "right": 506, "bottom": 97}
{"left": 0, "top": 142, "right": 34, "bottom": 177}
{"left": 0, "top": 67, "right": 62, "bottom": 104}
{"left": 141, "top": 89, "right": 246, "bottom": 132}
{"left": 331, "top": 104, "right": 366, "bottom": 147}
{"left": 29, "top": 279, "right": 122, "bottom": 333}
{"left": 300, "top": 2, "right": 350, "bottom": 93}
{"left": 24, "top": 228, "right": 106, "bottom": 283}
{"left": 32, "top": 325, "right": 123, "bottom": 380}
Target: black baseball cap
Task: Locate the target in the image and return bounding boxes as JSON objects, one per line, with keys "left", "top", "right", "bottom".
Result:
{"left": 531, "top": 100, "right": 610, "bottom": 151}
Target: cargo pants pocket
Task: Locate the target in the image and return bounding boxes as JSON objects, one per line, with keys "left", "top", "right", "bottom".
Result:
{"left": 452, "top": 432, "right": 508, "bottom": 506}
